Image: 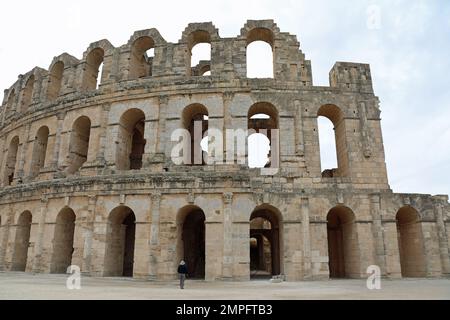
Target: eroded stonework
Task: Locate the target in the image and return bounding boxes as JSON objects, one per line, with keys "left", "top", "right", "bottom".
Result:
{"left": 0, "top": 20, "right": 449, "bottom": 281}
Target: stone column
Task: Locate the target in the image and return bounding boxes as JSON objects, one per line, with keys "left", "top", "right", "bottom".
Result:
{"left": 433, "top": 198, "right": 450, "bottom": 275}
{"left": 421, "top": 220, "right": 443, "bottom": 277}
{"left": 222, "top": 192, "right": 233, "bottom": 279}
{"left": 16, "top": 123, "right": 31, "bottom": 180}
{"left": 222, "top": 92, "right": 233, "bottom": 163}
{"left": 381, "top": 218, "right": 402, "bottom": 278}
{"left": 205, "top": 220, "right": 223, "bottom": 281}
{"left": 148, "top": 193, "right": 161, "bottom": 280}
{"left": 95, "top": 104, "right": 111, "bottom": 168}
{"left": 155, "top": 95, "right": 168, "bottom": 162}
{"left": 301, "top": 197, "right": 312, "bottom": 279}
{"left": 0, "top": 206, "right": 12, "bottom": 271}
{"left": 81, "top": 195, "right": 97, "bottom": 274}
{"left": 32, "top": 197, "right": 48, "bottom": 273}
{"left": 50, "top": 111, "right": 66, "bottom": 170}
{"left": 370, "top": 194, "right": 387, "bottom": 275}
{"left": 294, "top": 100, "right": 305, "bottom": 156}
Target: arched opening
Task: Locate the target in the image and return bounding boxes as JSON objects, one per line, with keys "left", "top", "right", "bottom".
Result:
{"left": 116, "top": 109, "right": 146, "bottom": 170}
{"left": 246, "top": 28, "right": 274, "bottom": 78}
{"left": 30, "top": 126, "right": 49, "bottom": 178}
{"left": 318, "top": 104, "right": 349, "bottom": 177}
{"left": 66, "top": 116, "right": 91, "bottom": 174}
{"left": 396, "top": 206, "right": 426, "bottom": 277}
{"left": 182, "top": 104, "right": 208, "bottom": 165}
{"left": 187, "top": 31, "right": 211, "bottom": 76}
{"left": 248, "top": 102, "right": 278, "bottom": 168}
{"left": 190, "top": 43, "right": 211, "bottom": 76}
{"left": 11, "top": 211, "right": 32, "bottom": 271}
{"left": 47, "top": 61, "right": 64, "bottom": 101}
{"left": 326, "top": 206, "right": 360, "bottom": 278}
{"left": 176, "top": 206, "right": 206, "bottom": 279}
{"left": 129, "top": 36, "right": 155, "bottom": 79}
{"left": 4, "top": 136, "right": 19, "bottom": 186}
{"left": 82, "top": 48, "right": 104, "bottom": 91}
{"left": 104, "top": 206, "right": 136, "bottom": 277}
{"left": 6, "top": 89, "right": 16, "bottom": 115}
{"left": 21, "top": 75, "right": 35, "bottom": 112}
{"left": 50, "top": 208, "right": 76, "bottom": 274}
{"left": 250, "top": 205, "right": 282, "bottom": 278}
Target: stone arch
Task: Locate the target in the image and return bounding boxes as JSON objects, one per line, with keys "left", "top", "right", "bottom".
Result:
{"left": 46, "top": 61, "right": 64, "bottom": 101}
{"left": 241, "top": 21, "right": 278, "bottom": 78}
{"left": 81, "top": 47, "right": 105, "bottom": 91}
{"left": 66, "top": 116, "right": 91, "bottom": 174}
{"left": 104, "top": 206, "right": 136, "bottom": 277}
{"left": 181, "top": 23, "right": 219, "bottom": 77}
{"left": 6, "top": 88, "right": 16, "bottom": 115}
{"left": 128, "top": 36, "right": 156, "bottom": 79}
{"left": 176, "top": 205, "right": 206, "bottom": 279}
{"left": 396, "top": 205, "right": 427, "bottom": 277}
{"left": 4, "top": 136, "right": 20, "bottom": 186}
{"left": 30, "top": 126, "right": 49, "bottom": 178}
{"left": 116, "top": 108, "right": 146, "bottom": 170}
{"left": 50, "top": 207, "right": 76, "bottom": 274}
{"left": 21, "top": 75, "right": 35, "bottom": 113}
{"left": 11, "top": 211, "right": 32, "bottom": 271}
{"left": 318, "top": 104, "right": 349, "bottom": 177}
{"left": 247, "top": 102, "right": 279, "bottom": 168}
{"left": 182, "top": 104, "right": 208, "bottom": 165}
{"left": 249, "top": 204, "right": 283, "bottom": 277}
{"left": 326, "top": 205, "right": 360, "bottom": 278}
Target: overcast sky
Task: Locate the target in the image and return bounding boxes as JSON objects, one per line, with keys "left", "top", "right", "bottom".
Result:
{"left": 0, "top": 0, "right": 449, "bottom": 197}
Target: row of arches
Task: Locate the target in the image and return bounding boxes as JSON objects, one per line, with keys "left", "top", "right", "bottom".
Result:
{"left": 326, "top": 205, "right": 426, "bottom": 278}
{"left": 2, "top": 102, "right": 349, "bottom": 184}
{"left": 3, "top": 26, "right": 279, "bottom": 116}
{"left": 3, "top": 117, "right": 90, "bottom": 185}
{"left": 1, "top": 204, "right": 428, "bottom": 278}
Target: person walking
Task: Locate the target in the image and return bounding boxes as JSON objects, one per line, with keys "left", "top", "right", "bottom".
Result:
{"left": 178, "top": 260, "right": 188, "bottom": 289}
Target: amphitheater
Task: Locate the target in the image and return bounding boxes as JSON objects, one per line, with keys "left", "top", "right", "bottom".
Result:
{"left": 0, "top": 20, "right": 449, "bottom": 282}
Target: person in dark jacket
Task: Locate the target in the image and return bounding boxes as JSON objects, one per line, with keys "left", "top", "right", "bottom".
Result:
{"left": 177, "top": 260, "right": 188, "bottom": 289}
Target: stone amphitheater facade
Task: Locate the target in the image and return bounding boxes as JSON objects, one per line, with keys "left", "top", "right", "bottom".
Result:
{"left": 0, "top": 20, "right": 449, "bottom": 281}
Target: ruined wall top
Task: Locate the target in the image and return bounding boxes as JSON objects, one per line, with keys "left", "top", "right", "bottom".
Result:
{"left": 0, "top": 20, "right": 374, "bottom": 125}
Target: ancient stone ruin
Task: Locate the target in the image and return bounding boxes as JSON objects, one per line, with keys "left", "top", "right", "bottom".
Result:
{"left": 0, "top": 20, "right": 449, "bottom": 281}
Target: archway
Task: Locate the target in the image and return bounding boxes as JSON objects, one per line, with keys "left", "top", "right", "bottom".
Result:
{"left": 4, "top": 136, "right": 19, "bottom": 186}
{"left": 318, "top": 104, "right": 349, "bottom": 177}
{"left": 182, "top": 104, "right": 208, "bottom": 165}
{"left": 246, "top": 28, "right": 274, "bottom": 78}
{"left": 116, "top": 109, "right": 146, "bottom": 170}
{"left": 50, "top": 208, "right": 76, "bottom": 274}
{"left": 249, "top": 205, "right": 281, "bottom": 278}
{"left": 129, "top": 36, "right": 155, "bottom": 79}
{"left": 66, "top": 116, "right": 91, "bottom": 174}
{"left": 47, "top": 61, "right": 64, "bottom": 101}
{"left": 396, "top": 206, "right": 426, "bottom": 277}
{"left": 326, "top": 206, "right": 360, "bottom": 278}
{"left": 104, "top": 206, "right": 136, "bottom": 277}
{"left": 21, "top": 75, "right": 35, "bottom": 112}
{"left": 177, "top": 206, "right": 205, "bottom": 279}
{"left": 30, "top": 126, "right": 49, "bottom": 178}
{"left": 247, "top": 102, "right": 279, "bottom": 169}
{"left": 82, "top": 48, "right": 104, "bottom": 91}
{"left": 11, "top": 211, "right": 32, "bottom": 271}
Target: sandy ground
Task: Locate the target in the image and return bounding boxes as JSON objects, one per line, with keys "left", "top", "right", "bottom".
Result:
{"left": 0, "top": 272, "right": 449, "bottom": 300}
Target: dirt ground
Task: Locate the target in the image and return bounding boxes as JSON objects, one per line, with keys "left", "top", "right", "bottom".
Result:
{"left": 0, "top": 272, "right": 449, "bottom": 300}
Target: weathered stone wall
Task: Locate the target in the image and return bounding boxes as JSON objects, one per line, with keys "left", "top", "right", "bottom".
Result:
{"left": 0, "top": 20, "right": 448, "bottom": 281}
